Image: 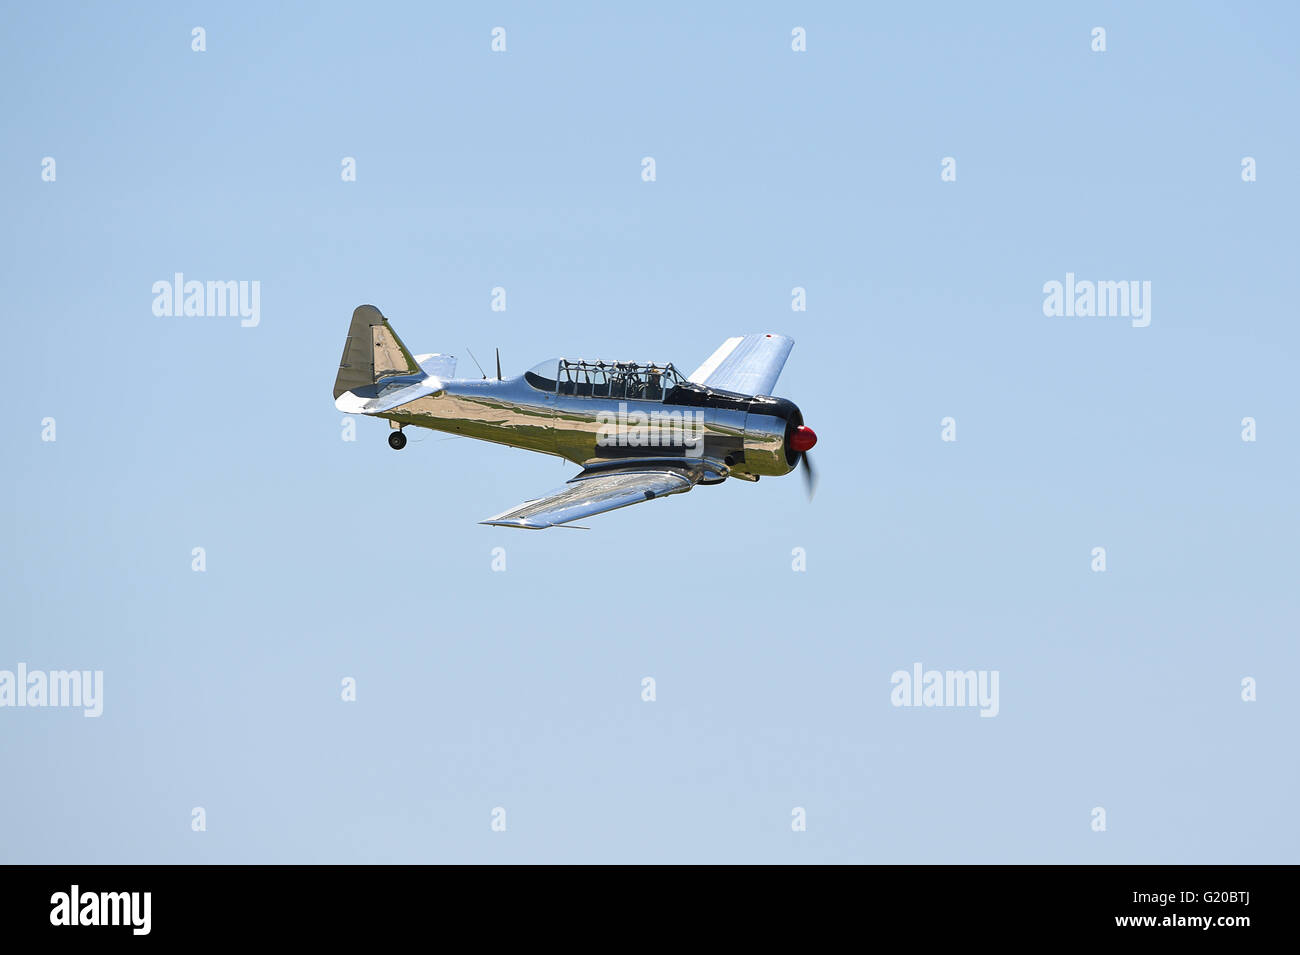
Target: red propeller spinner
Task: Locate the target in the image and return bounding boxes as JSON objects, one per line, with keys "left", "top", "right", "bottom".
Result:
{"left": 789, "top": 425, "right": 818, "bottom": 453}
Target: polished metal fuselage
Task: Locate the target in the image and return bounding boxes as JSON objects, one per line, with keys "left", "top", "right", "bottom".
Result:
{"left": 378, "top": 374, "right": 795, "bottom": 479}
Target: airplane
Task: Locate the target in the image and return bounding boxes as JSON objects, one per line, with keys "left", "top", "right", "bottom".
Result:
{"left": 332, "top": 304, "right": 817, "bottom": 529}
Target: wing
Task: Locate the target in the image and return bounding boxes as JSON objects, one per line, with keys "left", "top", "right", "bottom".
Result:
{"left": 688, "top": 333, "right": 794, "bottom": 396}
{"left": 481, "top": 467, "right": 699, "bottom": 530}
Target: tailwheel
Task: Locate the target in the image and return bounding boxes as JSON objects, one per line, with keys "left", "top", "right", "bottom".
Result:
{"left": 388, "top": 430, "right": 407, "bottom": 450}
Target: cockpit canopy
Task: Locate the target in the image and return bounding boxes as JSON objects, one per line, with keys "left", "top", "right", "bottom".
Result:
{"left": 526, "top": 358, "right": 686, "bottom": 401}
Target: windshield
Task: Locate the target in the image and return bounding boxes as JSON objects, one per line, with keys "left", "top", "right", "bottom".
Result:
{"left": 524, "top": 359, "right": 560, "bottom": 392}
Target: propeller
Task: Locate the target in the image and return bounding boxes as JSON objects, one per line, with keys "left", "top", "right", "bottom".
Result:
{"left": 789, "top": 425, "right": 818, "bottom": 500}
{"left": 801, "top": 450, "right": 817, "bottom": 499}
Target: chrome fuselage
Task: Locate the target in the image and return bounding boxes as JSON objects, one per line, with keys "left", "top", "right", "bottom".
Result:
{"left": 375, "top": 373, "right": 802, "bottom": 480}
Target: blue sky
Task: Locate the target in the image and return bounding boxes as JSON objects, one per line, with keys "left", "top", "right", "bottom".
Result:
{"left": 1, "top": 2, "right": 1296, "bottom": 862}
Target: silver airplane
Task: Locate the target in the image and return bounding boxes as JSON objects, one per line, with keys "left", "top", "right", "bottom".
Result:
{"left": 332, "top": 305, "right": 818, "bottom": 529}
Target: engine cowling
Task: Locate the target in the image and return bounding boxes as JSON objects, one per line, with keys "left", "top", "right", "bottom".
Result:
{"left": 737, "top": 397, "right": 810, "bottom": 477}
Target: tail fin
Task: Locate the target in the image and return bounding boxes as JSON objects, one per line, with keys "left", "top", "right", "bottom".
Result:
{"left": 333, "top": 305, "right": 421, "bottom": 399}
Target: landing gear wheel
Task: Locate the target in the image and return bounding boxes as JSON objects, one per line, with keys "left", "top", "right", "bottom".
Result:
{"left": 388, "top": 431, "right": 407, "bottom": 450}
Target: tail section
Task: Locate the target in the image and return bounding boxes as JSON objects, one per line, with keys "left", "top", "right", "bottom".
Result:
{"left": 333, "top": 304, "right": 421, "bottom": 399}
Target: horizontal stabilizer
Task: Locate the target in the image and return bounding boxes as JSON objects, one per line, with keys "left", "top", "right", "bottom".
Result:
{"left": 335, "top": 377, "right": 443, "bottom": 415}
{"left": 415, "top": 353, "right": 457, "bottom": 380}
